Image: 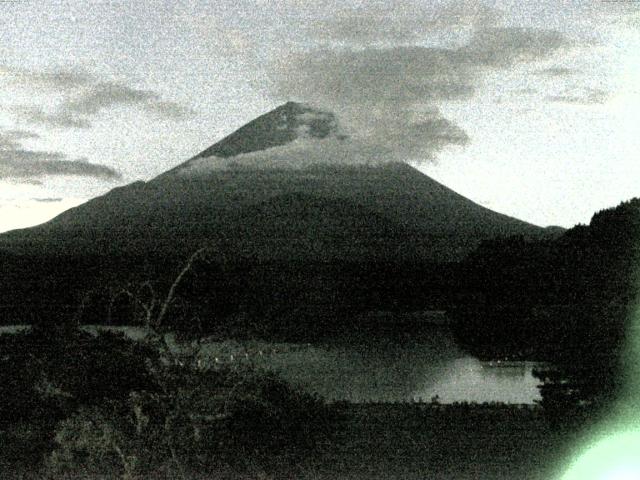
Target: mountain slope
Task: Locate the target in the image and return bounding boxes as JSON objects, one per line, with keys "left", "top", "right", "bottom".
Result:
{"left": 0, "top": 162, "right": 541, "bottom": 261}
{"left": 0, "top": 102, "right": 544, "bottom": 261}
{"left": 162, "top": 101, "right": 343, "bottom": 176}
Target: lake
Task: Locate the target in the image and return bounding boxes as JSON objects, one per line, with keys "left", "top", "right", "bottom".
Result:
{"left": 197, "top": 327, "right": 544, "bottom": 404}
{"left": 0, "top": 324, "right": 544, "bottom": 404}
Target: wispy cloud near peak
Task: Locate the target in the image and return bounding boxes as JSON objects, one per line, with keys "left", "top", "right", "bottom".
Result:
{"left": 270, "top": 18, "right": 570, "bottom": 165}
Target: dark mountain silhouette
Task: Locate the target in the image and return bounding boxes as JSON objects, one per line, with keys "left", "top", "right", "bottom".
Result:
{"left": 0, "top": 102, "right": 555, "bottom": 330}
{"left": 0, "top": 102, "right": 544, "bottom": 262}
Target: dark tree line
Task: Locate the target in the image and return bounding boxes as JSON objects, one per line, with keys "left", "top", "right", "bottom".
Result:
{"left": 0, "top": 240, "right": 463, "bottom": 341}
{"left": 451, "top": 198, "right": 640, "bottom": 422}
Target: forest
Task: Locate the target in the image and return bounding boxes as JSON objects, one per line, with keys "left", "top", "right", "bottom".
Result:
{"left": 452, "top": 198, "right": 640, "bottom": 421}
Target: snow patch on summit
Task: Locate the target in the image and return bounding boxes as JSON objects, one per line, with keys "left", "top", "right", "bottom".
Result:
{"left": 172, "top": 106, "right": 393, "bottom": 175}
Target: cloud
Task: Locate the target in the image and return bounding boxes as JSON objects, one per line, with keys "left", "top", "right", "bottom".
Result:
{"left": 178, "top": 106, "right": 469, "bottom": 175}
{"left": 307, "top": 3, "right": 501, "bottom": 46}
{"left": 179, "top": 136, "right": 389, "bottom": 174}
{"left": 2, "top": 129, "right": 40, "bottom": 140}
{"left": 269, "top": 24, "right": 568, "bottom": 164}
{"left": 272, "top": 47, "right": 475, "bottom": 107}
{"left": 15, "top": 107, "right": 93, "bottom": 129}
{"left": 33, "top": 197, "right": 63, "bottom": 202}
{"left": 510, "top": 87, "right": 539, "bottom": 97}
{"left": 63, "top": 82, "right": 193, "bottom": 118}
{"left": 19, "top": 81, "right": 195, "bottom": 128}
{"left": 547, "top": 88, "right": 609, "bottom": 105}
{"left": 535, "top": 66, "right": 576, "bottom": 77}
{"left": 9, "top": 178, "right": 43, "bottom": 185}
{"left": 0, "top": 129, "right": 41, "bottom": 149}
{"left": 1, "top": 66, "right": 196, "bottom": 128}
{"left": 0, "top": 149, "right": 122, "bottom": 180}
{"left": 1, "top": 66, "right": 92, "bottom": 91}
{"left": 458, "top": 27, "right": 569, "bottom": 68}
{"left": 274, "top": 29, "right": 569, "bottom": 108}
{"left": 0, "top": 128, "right": 121, "bottom": 180}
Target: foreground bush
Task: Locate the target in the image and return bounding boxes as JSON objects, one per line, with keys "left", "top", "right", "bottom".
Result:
{"left": 0, "top": 325, "right": 333, "bottom": 479}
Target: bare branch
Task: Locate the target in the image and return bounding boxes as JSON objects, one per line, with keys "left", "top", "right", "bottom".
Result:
{"left": 155, "top": 248, "right": 208, "bottom": 329}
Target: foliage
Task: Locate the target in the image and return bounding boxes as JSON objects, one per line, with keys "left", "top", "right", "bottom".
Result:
{"left": 0, "top": 325, "right": 333, "bottom": 478}
{"left": 451, "top": 198, "right": 640, "bottom": 422}
{"left": 0, "top": 325, "right": 158, "bottom": 425}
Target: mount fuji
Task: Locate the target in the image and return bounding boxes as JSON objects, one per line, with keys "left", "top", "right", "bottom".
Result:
{"left": 0, "top": 102, "right": 544, "bottom": 262}
{"left": 0, "top": 102, "right": 553, "bottom": 328}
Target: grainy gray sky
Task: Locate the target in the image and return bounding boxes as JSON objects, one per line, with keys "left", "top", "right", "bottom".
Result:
{"left": 0, "top": 0, "right": 638, "bottom": 231}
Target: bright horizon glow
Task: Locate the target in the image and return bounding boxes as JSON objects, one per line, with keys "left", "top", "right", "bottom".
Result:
{"left": 0, "top": 198, "right": 86, "bottom": 233}
{"left": 560, "top": 430, "right": 640, "bottom": 480}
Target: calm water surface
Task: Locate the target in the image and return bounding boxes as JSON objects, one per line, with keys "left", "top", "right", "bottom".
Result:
{"left": 203, "top": 327, "right": 544, "bottom": 404}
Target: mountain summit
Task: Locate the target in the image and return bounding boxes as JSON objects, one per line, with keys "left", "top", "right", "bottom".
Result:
{"left": 165, "top": 102, "right": 345, "bottom": 176}
{"left": 194, "top": 101, "right": 343, "bottom": 158}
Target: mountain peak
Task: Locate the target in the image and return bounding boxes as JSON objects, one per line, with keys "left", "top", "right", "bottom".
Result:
{"left": 191, "top": 101, "right": 342, "bottom": 161}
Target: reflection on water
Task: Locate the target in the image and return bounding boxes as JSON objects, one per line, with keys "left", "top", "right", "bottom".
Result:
{"left": 245, "top": 329, "right": 543, "bottom": 404}
{"left": 415, "top": 357, "right": 542, "bottom": 404}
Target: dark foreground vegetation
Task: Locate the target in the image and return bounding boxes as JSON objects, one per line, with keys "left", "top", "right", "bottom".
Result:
{"left": 0, "top": 253, "right": 463, "bottom": 341}
{"left": 314, "top": 402, "right": 572, "bottom": 480}
{"left": 0, "top": 324, "right": 579, "bottom": 480}
{"left": 0, "top": 324, "right": 333, "bottom": 479}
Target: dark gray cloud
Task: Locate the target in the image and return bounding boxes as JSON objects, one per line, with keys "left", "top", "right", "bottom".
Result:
{"left": 16, "top": 81, "right": 195, "bottom": 129}
{"left": 511, "top": 87, "right": 538, "bottom": 96}
{"left": 273, "top": 47, "right": 475, "bottom": 107}
{"left": 3, "top": 129, "right": 40, "bottom": 140}
{"left": 270, "top": 24, "right": 568, "bottom": 163}
{"left": 399, "top": 110, "right": 470, "bottom": 153}
{"left": 15, "top": 106, "right": 93, "bottom": 129}
{"left": 0, "top": 128, "right": 121, "bottom": 180}
{"left": 14, "top": 179, "right": 43, "bottom": 185}
{"left": 0, "top": 149, "right": 122, "bottom": 180}
{"left": 63, "top": 82, "right": 193, "bottom": 118}
{"left": 350, "top": 106, "right": 470, "bottom": 161}
{"left": 308, "top": 3, "right": 501, "bottom": 45}
{"left": 2, "top": 66, "right": 92, "bottom": 91}
{"left": 0, "top": 129, "right": 41, "bottom": 149}
{"left": 460, "top": 27, "right": 568, "bottom": 68}
{"left": 2, "top": 66, "right": 195, "bottom": 128}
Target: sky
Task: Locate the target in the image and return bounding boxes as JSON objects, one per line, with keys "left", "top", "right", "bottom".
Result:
{"left": 0, "top": 0, "right": 639, "bottom": 232}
